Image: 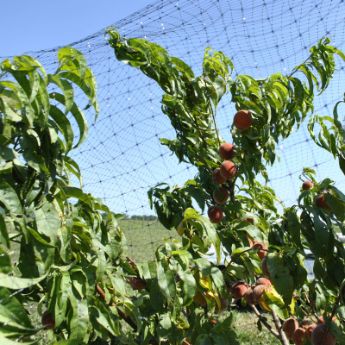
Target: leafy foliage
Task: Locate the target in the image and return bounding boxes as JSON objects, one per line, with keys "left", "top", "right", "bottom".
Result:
{"left": 0, "top": 49, "right": 137, "bottom": 344}
{"left": 2, "top": 26, "right": 345, "bottom": 345}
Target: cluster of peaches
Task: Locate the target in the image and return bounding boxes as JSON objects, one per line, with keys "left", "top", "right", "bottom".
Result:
{"left": 231, "top": 278, "right": 336, "bottom": 345}
{"left": 207, "top": 109, "right": 331, "bottom": 224}
{"left": 282, "top": 316, "right": 336, "bottom": 345}
{"left": 231, "top": 276, "right": 272, "bottom": 308}
{"left": 208, "top": 110, "right": 252, "bottom": 223}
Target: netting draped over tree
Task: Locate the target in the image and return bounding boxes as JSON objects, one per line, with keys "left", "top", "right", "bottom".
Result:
{"left": 3, "top": 0, "right": 345, "bottom": 261}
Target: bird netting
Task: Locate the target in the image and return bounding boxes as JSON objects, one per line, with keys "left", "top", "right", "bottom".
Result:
{"left": 3, "top": 0, "right": 345, "bottom": 262}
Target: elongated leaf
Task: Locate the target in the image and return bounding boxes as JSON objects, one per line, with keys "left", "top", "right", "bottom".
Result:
{"left": 0, "top": 181, "right": 22, "bottom": 214}
{"left": 34, "top": 201, "right": 61, "bottom": 243}
{"left": 156, "top": 261, "right": 176, "bottom": 301}
{"left": 0, "top": 334, "right": 36, "bottom": 345}
{"left": 68, "top": 295, "right": 90, "bottom": 342}
{"left": 48, "top": 75, "right": 74, "bottom": 114}
{"left": 50, "top": 93, "right": 88, "bottom": 147}
{"left": 0, "top": 288, "right": 33, "bottom": 330}
{"left": 0, "top": 272, "right": 47, "bottom": 289}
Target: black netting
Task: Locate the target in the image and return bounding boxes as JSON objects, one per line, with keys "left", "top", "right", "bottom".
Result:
{"left": 3, "top": 0, "right": 345, "bottom": 261}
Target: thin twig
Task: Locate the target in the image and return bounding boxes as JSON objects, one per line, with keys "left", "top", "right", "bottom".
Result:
{"left": 250, "top": 305, "right": 279, "bottom": 338}
{"left": 210, "top": 107, "right": 221, "bottom": 147}
{"left": 271, "top": 310, "right": 289, "bottom": 345}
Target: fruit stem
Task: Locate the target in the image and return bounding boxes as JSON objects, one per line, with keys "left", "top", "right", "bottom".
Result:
{"left": 271, "top": 310, "right": 290, "bottom": 345}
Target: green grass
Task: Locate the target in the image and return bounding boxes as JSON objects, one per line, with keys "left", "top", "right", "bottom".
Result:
{"left": 120, "top": 219, "right": 178, "bottom": 262}
{"left": 232, "top": 311, "right": 277, "bottom": 345}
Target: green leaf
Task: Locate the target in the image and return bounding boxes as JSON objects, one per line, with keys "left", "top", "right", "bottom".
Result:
{"left": 49, "top": 105, "right": 74, "bottom": 151}
{"left": 55, "top": 273, "right": 71, "bottom": 328}
{"left": 56, "top": 46, "right": 98, "bottom": 114}
{"left": 0, "top": 334, "right": 36, "bottom": 345}
{"left": 0, "top": 181, "right": 22, "bottom": 214}
{"left": 0, "top": 272, "right": 47, "bottom": 289}
{"left": 156, "top": 261, "right": 176, "bottom": 301}
{"left": 0, "top": 213, "right": 10, "bottom": 248}
{"left": 48, "top": 75, "right": 74, "bottom": 114}
{"left": 178, "top": 270, "right": 196, "bottom": 305}
{"left": 0, "top": 288, "right": 33, "bottom": 331}
{"left": 266, "top": 253, "right": 294, "bottom": 305}
{"left": 50, "top": 93, "right": 88, "bottom": 148}
{"left": 90, "top": 305, "right": 120, "bottom": 337}
{"left": 34, "top": 200, "right": 61, "bottom": 244}
{"left": 68, "top": 296, "right": 90, "bottom": 342}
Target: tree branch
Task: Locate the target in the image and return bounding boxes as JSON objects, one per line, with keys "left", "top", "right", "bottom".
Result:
{"left": 250, "top": 305, "right": 279, "bottom": 338}
{"left": 271, "top": 310, "right": 289, "bottom": 345}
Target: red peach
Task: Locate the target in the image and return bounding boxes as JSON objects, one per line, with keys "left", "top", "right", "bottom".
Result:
{"left": 220, "top": 160, "right": 237, "bottom": 180}
{"left": 233, "top": 110, "right": 252, "bottom": 130}
{"left": 208, "top": 206, "right": 224, "bottom": 223}
{"left": 212, "top": 168, "right": 227, "bottom": 185}
{"left": 282, "top": 317, "right": 299, "bottom": 340}
{"left": 302, "top": 180, "right": 314, "bottom": 190}
{"left": 213, "top": 187, "right": 229, "bottom": 205}
{"left": 219, "top": 142, "right": 235, "bottom": 160}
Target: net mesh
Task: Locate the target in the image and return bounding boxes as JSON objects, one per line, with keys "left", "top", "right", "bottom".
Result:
{"left": 3, "top": 0, "right": 345, "bottom": 261}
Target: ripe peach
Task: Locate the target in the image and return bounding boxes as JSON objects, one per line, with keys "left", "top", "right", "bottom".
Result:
{"left": 302, "top": 180, "right": 314, "bottom": 190}
{"left": 127, "top": 277, "right": 146, "bottom": 290}
{"left": 256, "top": 277, "right": 272, "bottom": 287}
{"left": 253, "top": 284, "right": 267, "bottom": 303}
{"left": 213, "top": 187, "right": 229, "bottom": 205}
{"left": 305, "top": 323, "right": 317, "bottom": 338}
{"left": 315, "top": 193, "right": 329, "bottom": 210}
{"left": 41, "top": 311, "right": 55, "bottom": 330}
{"left": 252, "top": 242, "right": 267, "bottom": 260}
{"left": 233, "top": 110, "right": 252, "bottom": 130}
{"left": 208, "top": 206, "right": 224, "bottom": 223}
{"left": 311, "top": 324, "right": 336, "bottom": 345}
{"left": 220, "top": 160, "right": 237, "bottom": 180}
{"left": 244, "top": 287, "right": 255, "bottom": 305}
{"left": 219, "top": 142, "right": 235, "bottom": 160}
{"left": 282, "top": 317, "right": 299, "bottom": 341}
{"left": 231, "top": 282, "right": 249, "bottom": 299}
{"left": 212, "top": 168, "right": 226, "bottom": 185}
{"left": 294, "top": 327, "right": 307, "bottom": 345}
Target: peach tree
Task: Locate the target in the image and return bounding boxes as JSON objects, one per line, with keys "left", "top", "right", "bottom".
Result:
{"left": 0, "top": 48, "right": 152, "bottom": 344}
{"left": 108, "top": 28, "right": 345, "bottom": 345}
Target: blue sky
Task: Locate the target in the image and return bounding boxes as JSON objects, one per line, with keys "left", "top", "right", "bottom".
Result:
{"left": 0, "top": 0, "right": 153, "bottom": 56}
{"left": 1, "top": 0, "right": 345, "bottom": 217}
